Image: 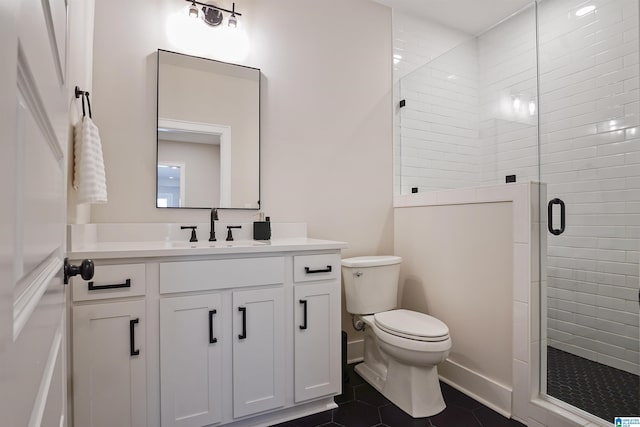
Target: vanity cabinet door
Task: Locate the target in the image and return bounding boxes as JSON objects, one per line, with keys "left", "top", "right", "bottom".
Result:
{"left": 72, "top": 300, "right": 146, "bottom": 427}
{"left": 232, "top": 287, "right": 285, "bottom": 418}
{"left": 160, "top": 294, "right": 223, "bottom": 427}
{"left": 294, "top": 281, "right": 341, "bottom": 402}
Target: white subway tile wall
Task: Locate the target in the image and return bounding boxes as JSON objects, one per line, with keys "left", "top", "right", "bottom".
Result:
{"left": 396, "top": 0, "right": 639, "bottom": 375}
{"left": 539, "top": 0, "right": 639, "bottom": 374}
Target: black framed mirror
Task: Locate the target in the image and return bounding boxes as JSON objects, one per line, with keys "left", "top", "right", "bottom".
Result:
{"left": 156, "top": 49, "right": 260, "bottom": 209}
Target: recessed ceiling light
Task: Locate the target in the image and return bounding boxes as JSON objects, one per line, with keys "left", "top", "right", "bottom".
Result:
{"left": 576, "top": 5, "right": 596, "bottom": 17}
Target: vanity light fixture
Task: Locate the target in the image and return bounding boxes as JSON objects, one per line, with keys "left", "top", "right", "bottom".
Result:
{"left": 184, "top": 0, "right": 242, "bottom": 27}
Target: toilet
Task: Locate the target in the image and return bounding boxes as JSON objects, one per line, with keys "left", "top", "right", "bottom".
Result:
{"left": 341, "top": 255, "right": 451, "bottom": 418}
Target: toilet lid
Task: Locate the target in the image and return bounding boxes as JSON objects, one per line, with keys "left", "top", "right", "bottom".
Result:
{"left": 374, "top": 309, "right": 449, "bottom": 342}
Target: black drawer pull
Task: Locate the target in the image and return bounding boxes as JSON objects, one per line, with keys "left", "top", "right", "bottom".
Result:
{"left": 299, "top": 299, "right": 308, "bottom": 330}
{"left": 130, "top": 318, "right": 140, "bottom": 356}
{"left": 209, "top": 310, "right": 217, "bottom": 344}
{"left": 88, "top": 279, "right": 131, "bottom": 291}
{"left": 238, "top": 306, "right": 247, "bottom": 340}
{"left": 547, "top": 198, "right": 566, "bottom": 236}
{"left": 304, "top": 266, "right": 332, "bottom": 274}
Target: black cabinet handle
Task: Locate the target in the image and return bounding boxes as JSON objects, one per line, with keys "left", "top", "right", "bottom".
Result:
{"left": 547, "top": 198, "right": 566, "bottom": 236}
{"left": 209, "top": 310, "right": 217, "bottom": 344}
{"left": 304, "top": 266, "right": 332, "bottom": 274}
{"left": 130, "top": 318, "right": 140, "bottom": 356}
{"left": 88, "top": 279, "right": 131, "bottom": 291}
{"left": 238, "top": 306, "right": 247, "bottom": 340}
{"left": 299, "top": 299, "right": 308, "bottom": 330}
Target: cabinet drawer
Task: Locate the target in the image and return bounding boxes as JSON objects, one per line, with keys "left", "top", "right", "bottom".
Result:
{"left": 160, "top": 257, "right": 285, "bottom": 294}
{"left": 71, "top": 263, "right": 146, "bottom": 302}
{"left": 293, "top": 254, "right": 340, "bottom": 283}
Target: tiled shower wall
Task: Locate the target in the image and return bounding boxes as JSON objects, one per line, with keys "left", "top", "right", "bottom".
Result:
{"left": 398, "top": 5, "right": 538, "bottom": 194}
{"left": 539, "top": 0, "right": 639, "bottom": 374}
{"left": 397, "top": 0, "right": 639, "bottom": 374}
{"left": 399, "top": 39, "right": 480, "bottom": 192}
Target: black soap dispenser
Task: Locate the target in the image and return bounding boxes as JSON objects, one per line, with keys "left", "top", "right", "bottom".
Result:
{"left": 253, "top": 214, "right": 271, "bottom": 240}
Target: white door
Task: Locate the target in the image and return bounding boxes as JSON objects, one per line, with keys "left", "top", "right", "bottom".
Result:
{"left": 0, "top": 0, "right": 72, "bottom": 426}
{"left": 232, "top": 287, "right": 285, "bottom": 418}
{"left": 294, "top": 281, "right": 341, "bottom": 402}
{"left": 160, "top": 294, "right": 223, "bottom": 427}
{"left": 73, "top": 300, "right": 146, "bottom": 427}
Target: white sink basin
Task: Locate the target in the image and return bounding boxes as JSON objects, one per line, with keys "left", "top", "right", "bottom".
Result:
{"left": 169, "top": 240, "right": 269, "bottom": 249}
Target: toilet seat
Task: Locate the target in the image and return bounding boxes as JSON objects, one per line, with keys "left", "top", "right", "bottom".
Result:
{"left": 374, "top": 309, "right": 449, "bottom": 342}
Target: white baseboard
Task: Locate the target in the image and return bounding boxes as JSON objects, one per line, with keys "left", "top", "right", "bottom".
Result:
{"left": 438, "top": 359, "right": 512, "bottom": 418}
{"left": 347, "top": 339, "right": 364, "bottom": 364}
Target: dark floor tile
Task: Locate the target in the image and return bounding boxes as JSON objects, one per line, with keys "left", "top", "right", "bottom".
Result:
{"left": 379, "top": 403, "right": 432, "bottom": 427}
{"left": 270, "top": 420, "right": 301, "bottom": 427}
{"left": 440, "top": 383, "right": 483, "bottom": 411}
{"left": 335, "top": 383, "right": 356, "bottom": 405}
{"left": 332, "top": 400, "right": 381, "bottom": 427}
{"left": 354, "top": 383, "right": 392, "bottom": 407}
{"left": 472, "top": 406, "right": 525, "bottom": 427}
{"left": 547, "top": 346, "right": 640, "bottom": 421}
{"left": 294, "top": 410, "right": 333, "bottom": 427}
{"left": 316, "top": 424, "right": 342, "bottom": 427}
{"left": 429, "top": 404, "right": 481, "bottom": 427}
{"left": 346, "top": 364, "right": 366, "bottom": 386}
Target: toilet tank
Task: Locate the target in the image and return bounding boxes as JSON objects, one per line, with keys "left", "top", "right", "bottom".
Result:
{"left": 341, "top": 256, "right": 402, "bottom": 315}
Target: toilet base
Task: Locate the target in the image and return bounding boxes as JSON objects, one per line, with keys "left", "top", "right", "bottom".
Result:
{"left": 354, "top": 359, "right": 446, "bottom": 418}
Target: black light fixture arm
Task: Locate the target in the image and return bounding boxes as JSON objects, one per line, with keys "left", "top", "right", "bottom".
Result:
{"left": 185, "top": 0, "right": 242, "bottom": 16}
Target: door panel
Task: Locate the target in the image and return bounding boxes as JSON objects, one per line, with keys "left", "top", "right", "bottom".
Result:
{"left": 73, "top": 301, "right": 147, "bottom": 427}
{"left": 0, "top": 0, "right": 69, "bottom": 425}
{"left": 233, "top": 287, "right": 285, "bottom": 418}
{"left": 160, "top": 294, "right": 223, "bottom": 427}
{"left": 294, "top": 281, "right": 341, "bottom": 402}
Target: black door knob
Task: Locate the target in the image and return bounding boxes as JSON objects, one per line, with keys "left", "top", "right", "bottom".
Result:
{"left": 64, "top": 258, "right": 95, "bottom": 285}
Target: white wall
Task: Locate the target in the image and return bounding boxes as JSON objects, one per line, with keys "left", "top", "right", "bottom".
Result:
{"left": 89, "top": 0, "right": 393, "bottom": 339}
{"left": 538, "top": 0, "right": 640, "bottom": 374}
{"left": 394, "top": 201, "right": 514, "bottom": 408}
{"left": 66, "top": 0, "right": 95, "bottom": 224}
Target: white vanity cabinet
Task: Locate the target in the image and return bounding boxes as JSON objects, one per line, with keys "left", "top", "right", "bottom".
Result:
{"left": 72, "top": 300, "right": 147, "bottom": 427}
{"left": 232, "top": 286, "right": 286, "bottom": 417}
{"left": 68, "top": 236, "right": 346, "bottom": 427}
{"left": 71, "top": 263, "right": 147, "bottom": 427}
{"left": 159, "top": 293, "right": 223, "bottom": 427}
{"left": 159, "top": 257, "right": 287, "bottom": 425}
{"left": 293, "top": 255, "right": 342, "bottom": 403}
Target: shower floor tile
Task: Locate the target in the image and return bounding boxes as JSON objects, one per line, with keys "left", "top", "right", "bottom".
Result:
{"left": 547, "top": 346, "right": 640, "bottom": 422}
{"left": 272, "top": 364, "right": 525, "bottom": 427}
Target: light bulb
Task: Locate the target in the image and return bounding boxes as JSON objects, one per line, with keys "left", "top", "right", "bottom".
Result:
{"left": 188, "top": 2, "right": 198, "bottom": 19}
{"left": 228, "top": 14, "right": 237, "bottom": 28}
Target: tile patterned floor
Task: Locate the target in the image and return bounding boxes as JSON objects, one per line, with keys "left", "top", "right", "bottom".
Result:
{"left": 547, "top": 346, "right": 640, "bottom": 422}
{"left": 273, "top": 364, "right": 526, "bottom": 427}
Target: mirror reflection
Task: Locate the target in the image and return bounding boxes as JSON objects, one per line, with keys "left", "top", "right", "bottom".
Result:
{"left": 156, "top": 49, "right": 260, "bottom": 209}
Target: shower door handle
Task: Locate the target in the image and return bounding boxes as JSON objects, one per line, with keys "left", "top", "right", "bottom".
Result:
{"left": 548, "top": 198, "right": 566, "bottom": 236}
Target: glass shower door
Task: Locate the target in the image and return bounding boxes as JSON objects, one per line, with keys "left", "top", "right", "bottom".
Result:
{"left": 537, "top": 0, "right": 640, "bottom": 421}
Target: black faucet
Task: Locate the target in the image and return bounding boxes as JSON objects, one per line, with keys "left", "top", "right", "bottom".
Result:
{"left": 209, "top": 208, "right": 219, "bottom": 241}
{"left": 180, "top": 225, "right": 198, "bottom": 242}
{"left": 226, "top": 225, "right": 241, "bottom": 241}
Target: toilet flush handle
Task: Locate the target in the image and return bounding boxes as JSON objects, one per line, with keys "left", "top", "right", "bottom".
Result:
{"left": 354, "top": 271, "right": 363, "bottom": 277}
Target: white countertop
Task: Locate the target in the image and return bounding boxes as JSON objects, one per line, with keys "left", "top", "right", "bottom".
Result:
{"left": 68, "top": 238, "right": 348, "bottom": 260}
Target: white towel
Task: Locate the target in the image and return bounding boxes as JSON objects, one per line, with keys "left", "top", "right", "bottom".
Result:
{"left": 73, "top": 116, "right": 108, "bottom": 204}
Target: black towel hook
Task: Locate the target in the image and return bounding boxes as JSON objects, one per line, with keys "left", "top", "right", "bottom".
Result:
{"left": 74, "top": 86, "right": 92, "bottom": 119}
